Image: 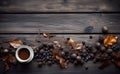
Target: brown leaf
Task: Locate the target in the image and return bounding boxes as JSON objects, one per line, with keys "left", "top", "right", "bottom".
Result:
{"left": 43, "top": 32, "right": 53, "bottom": 39}
{"left": 2, "top": 54, "right": 16, "bottom": 71}
{"left": 52, "top": 48, "right": 68, "bottom": 69}
{"left": 104, "top": 35, "right": 118, "bottom": 47}
{"left": 9, "top": 39, "right": 23, "bottom": 49}
{"left": 66, "top": 38, "right": 83, "bottom": 50}
{"left": 53, "top": 41, "right": 61, "bottom": 47}
{"left": 114, "top": 52, "right": 120, "bottom": 68}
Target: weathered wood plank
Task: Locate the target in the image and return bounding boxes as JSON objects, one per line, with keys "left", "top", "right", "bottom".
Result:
{"left": 0, "top": 14, "right": 120, "bottom": 33}
{"left": 0, "top": 0, "right": 120, "bottom": 12}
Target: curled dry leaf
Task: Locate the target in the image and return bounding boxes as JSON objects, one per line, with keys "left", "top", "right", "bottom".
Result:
{"left": 66, "top": 38, "right": 83, "bottom": 50}
{"left": 9, "top": 39, "right": 23, "bottom": 49}
{"left": 53, "top": 41, "right": 61, "bottom": 47}
{"left": 2, "top": 54, "right": 16, "bottom": 71}
{"left": 52, "top": 48, "right": 68, "bottom": 69}
{"left": 114, "top": 52, "right": 120, "bottom": 68}
{"left": 104, "top": 35, "right": 118, "bottom": 47}
{"left": 74, "top": 43, "right": 83, "bottom": 50}
{"left": 43, "top": 32, "right": 53, "bottom": 39}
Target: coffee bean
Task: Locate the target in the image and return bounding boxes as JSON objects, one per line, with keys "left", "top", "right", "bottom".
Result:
{"left": 67, "top": 38, "right": 70, "bottom": 41}
{"left": 82, "top": 49, "right": 87, "bottom": 53}
{"left": 43, "top": 44, "right": 47, "bottom": 47}
{"left": 98, "top": 36, "right": 104, "bottom": 43}
{"left": 89, "top": 36, "right": 93, "bottom": 39}
{"left": 92, "top": 47, "right": 97, "bottom": 54}
{"left": 82, "top": 41, "right": 86, "bottom": 45}
{"left": 85, "top": 66, "right": 88, "bottom": 70}
{"left": 74, "top": 60, "right": 78, "bottom": 65}
{"left": 90, "top": 53, "right": 94, "bottom": 59}
{"left": 100, "top": 46, "right": 106, "bottom": 52}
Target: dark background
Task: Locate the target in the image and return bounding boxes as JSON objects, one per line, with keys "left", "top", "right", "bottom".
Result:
{"left": 0, "top": 0, "right": 120, "bottom": 74}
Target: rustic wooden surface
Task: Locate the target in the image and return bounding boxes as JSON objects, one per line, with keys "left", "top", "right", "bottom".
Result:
{"left": 0, "top": 0, "right": 120, "bottom": 12}
{"left": 0, "top": 14, "right": 120, "bottom": 33}
{"left": 0, "top": 0, "right": 120, "bottom": 74}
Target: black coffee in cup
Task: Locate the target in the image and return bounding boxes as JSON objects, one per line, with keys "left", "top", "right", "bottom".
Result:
{"left": 18, "top": 48, "right": 30, "bottom": 60}
{"left": 16, "top": 45, "right": 34, "bottom": 63}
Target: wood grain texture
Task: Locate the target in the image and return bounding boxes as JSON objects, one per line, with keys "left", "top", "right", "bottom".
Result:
{"left": 0, "top": 14, "right": 120, "bottom": 33}
{"left": 0, "top": 0, "right": 120, "bottom": 12}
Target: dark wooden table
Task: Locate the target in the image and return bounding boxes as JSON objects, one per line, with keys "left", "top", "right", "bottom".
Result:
{"left": 0, "top": 0, "right": 120, "bottom": 74}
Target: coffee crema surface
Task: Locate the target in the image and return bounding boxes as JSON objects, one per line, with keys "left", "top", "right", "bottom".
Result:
{"left": 18, "top": 48, "right": 30, "bottom": 60}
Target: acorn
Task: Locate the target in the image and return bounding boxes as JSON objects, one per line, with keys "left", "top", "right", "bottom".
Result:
{"left": 76, "top": 56, "right": 81, "bottom": 60}
{"left": 96, "top": 42, "right": 101, "bottom": 48}
{"left": 39, "top": 49, "right": 45, "bottom": 53}
{"left": 38, "top": 62, "right": 43, "bottom": 67}
{"left": 71, "top": 53, "right": 77, "bottom": 58}
{"left": 106, "top": 48, "right": 113, "bottom": 54}
{"left": 47, "top": 61, "right": 52, "bottom": 66}
{"left": 3, "top": 49, "right": 9, "bottom": 53}
{"left": 102, "top": 26, "right": 109, "bottom": 33}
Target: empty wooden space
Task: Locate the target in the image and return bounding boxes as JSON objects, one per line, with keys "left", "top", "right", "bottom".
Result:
{"left": 0, "top": 14, "right": 120, "bottom": 33}
{"left": 0, "top": 0, "right": 120, "bottom": 12}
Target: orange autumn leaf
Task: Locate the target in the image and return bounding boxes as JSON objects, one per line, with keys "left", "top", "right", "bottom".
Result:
{"left": 67, "top": 38, "right": 83, "bottom": 50}
{"left": 104, "top": 35, "right": 118, "bottom": 47}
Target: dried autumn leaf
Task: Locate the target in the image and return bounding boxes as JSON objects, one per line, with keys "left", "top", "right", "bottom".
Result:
{"left": 104, "top": 35, "right": 118, "bottom": 47}
{"left": 67, "top": 38, "right": 76, "bottom": 49}
{"left": 67, "top": 38, "right": 83, "bottom": 50}
{"left": 2, "top": 54, "right": 16, "bottom": 71}
{"left": 52, "top": 48, "right": 68, "bottom": 69}
{"left": 43, "top": 32, "right": 53, "bottom": 39}
{"left": 9, "top": 39, "right": 23, "bottom": 49}
{"left": 114, "top": 52, "right": 120, "bottom": 67}
{"left": 74, "top": 43, "right": 83, "bottom": 50}
{"left": 53, "top": 41, "right": 61, "bottom": 47}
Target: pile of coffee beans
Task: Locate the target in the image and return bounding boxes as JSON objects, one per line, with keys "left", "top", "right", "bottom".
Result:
{"left": 34, "top": 44, "right": 56, "bottom": 66}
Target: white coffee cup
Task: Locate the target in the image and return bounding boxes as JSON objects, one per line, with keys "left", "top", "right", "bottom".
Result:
{"left": 15, "top": 45, "right": 34, "bottom": 63}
